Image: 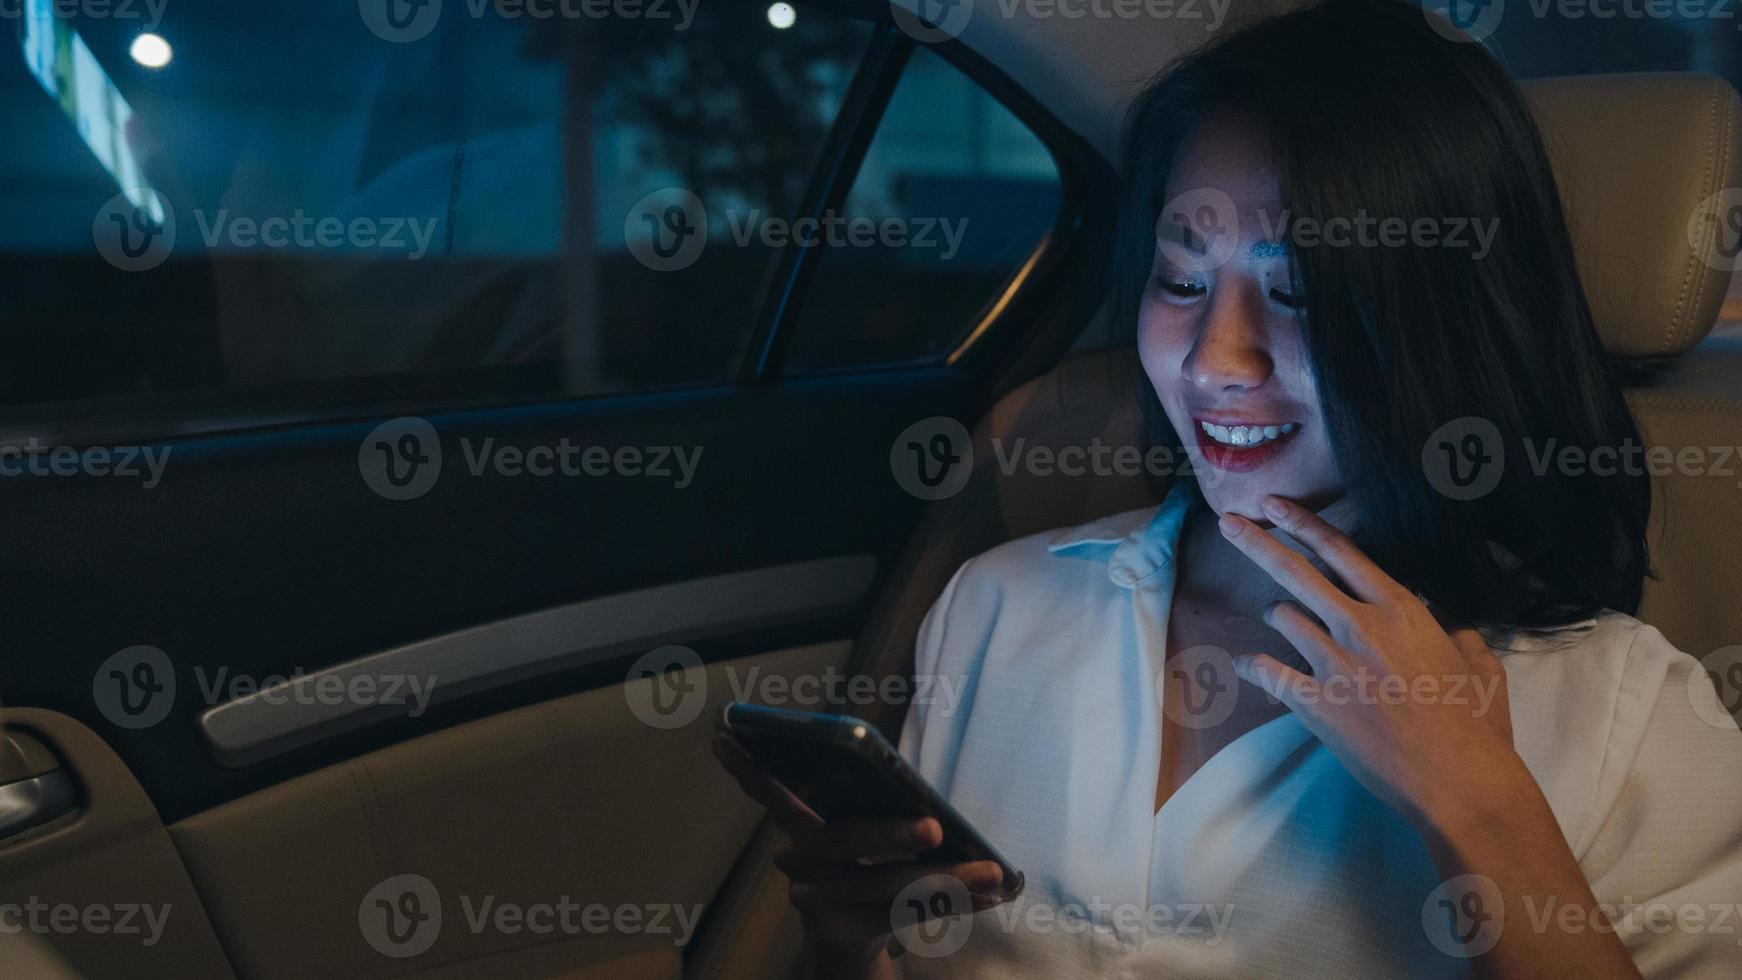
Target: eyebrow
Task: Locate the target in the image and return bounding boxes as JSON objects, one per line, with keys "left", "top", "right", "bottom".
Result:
{"left": 1153, "top": 228, "right": 1293, "bottom": 261}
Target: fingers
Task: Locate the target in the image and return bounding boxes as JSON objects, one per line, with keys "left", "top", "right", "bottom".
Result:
{"left": 711, "top": 733, "right": 824, "bottom": 836}
{"left": 710, "top": 736, "right": 1005, "bottom": 961}
{"left": 1220, "top": 511, "right": 1361, "bottom": 624}
{"left": 1233, "top": 652, "right": 1316, "bottom": 713}
{"left": 1255, "top": 495, "right": 1403, "bottom": 604}
{"left": 1260, "top": 601, "right": 1342, "bottom": 676}
{"left": 774, "top": 817, "right": 942, "bottom": 881}
{"left": 790, "top": 860, "right": 1004, "bottom": 909}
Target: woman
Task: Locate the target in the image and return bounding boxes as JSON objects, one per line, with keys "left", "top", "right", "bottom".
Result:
{"left": 715, "top": 1, "right": 1742, "bottom": 975}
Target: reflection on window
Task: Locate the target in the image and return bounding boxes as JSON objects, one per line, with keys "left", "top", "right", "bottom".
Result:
{"left": 783, "top": 47, "right": 1062, "bottom": 373}
{"left": 0, "top": 0, "right": 869, "bottom": 418}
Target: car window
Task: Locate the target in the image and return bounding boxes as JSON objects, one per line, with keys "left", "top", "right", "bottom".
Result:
{"left": 782, "top": 46, "right": 1064, "bottom": 373}
{"left": 0, "top": 0, "right": 871, "bottom": 424}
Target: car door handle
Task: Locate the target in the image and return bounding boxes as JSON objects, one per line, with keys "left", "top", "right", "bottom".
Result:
{"left": 0, "top": 770, "right": 77, "bottom": 839}
{"left": 0, "top": 731, "right": 78, "bottom": 839}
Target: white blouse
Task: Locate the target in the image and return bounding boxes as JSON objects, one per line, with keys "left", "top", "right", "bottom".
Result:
{"left": 896, "top": 480, "right": 1742, "bottom": 978}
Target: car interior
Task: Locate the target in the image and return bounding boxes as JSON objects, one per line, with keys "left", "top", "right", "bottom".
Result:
{"left": 1, "top": 0, "right": 1739, "bottom": 977}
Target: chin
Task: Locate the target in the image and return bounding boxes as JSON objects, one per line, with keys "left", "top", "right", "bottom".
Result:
{"left": 1193, "top": 481, "right": 1273, "bottom": 523}
{"left": 1193, "top": 476, "right": 1344, "bottom": 526}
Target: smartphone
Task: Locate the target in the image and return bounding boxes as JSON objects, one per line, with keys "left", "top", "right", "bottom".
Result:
{"left": 717, "top": 700, "right": 1024, "bottom": 898}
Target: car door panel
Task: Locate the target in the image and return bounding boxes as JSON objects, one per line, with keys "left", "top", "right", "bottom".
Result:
{"left": 0, "top": 367, "right": 972, "bottom": 824}
{"left": 166, "top": 643, "right": 848, "bottom": 980}
{"left": 0, "top": 710, "right": 235, "bottom": 979}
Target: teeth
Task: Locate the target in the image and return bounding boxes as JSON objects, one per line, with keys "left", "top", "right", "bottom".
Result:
{"left": 1200, "top": 420, "right": 1299, "bottom": 448}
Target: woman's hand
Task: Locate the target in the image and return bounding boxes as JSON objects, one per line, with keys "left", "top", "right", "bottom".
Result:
{"left": 1215, "top": 494, "right": 1523, "bottom": 835}
{"left": 710, "top": 733, "right": 1007, "bottom": 980}
{"left": 1219, "top": 494, "right": 1642, "bottom": 977}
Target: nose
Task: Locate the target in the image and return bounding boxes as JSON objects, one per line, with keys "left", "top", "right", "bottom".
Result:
{"left": 1181, "top": 285, "right": 1274, "bottom": 392}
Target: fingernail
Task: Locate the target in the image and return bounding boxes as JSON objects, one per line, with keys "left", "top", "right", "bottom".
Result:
{"left": 1218, "top": 513, "right": 1243, "bottom": 538}
{"left": 1261, "top": 496, "right": 1287, "bottom": 521}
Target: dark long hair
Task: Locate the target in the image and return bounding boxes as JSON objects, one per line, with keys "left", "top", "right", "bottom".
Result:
{"left": 1115, "top": 0, "right": 1651, "bottom": 631}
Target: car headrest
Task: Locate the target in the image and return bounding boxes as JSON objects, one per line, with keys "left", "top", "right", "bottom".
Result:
{"left": 1525, "top": 73, "right": 1742, "bottom": 360}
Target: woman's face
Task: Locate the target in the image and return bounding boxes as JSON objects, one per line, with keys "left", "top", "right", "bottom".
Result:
{"left": 1138, "top": 111, "right": 1346, "bottom": 522}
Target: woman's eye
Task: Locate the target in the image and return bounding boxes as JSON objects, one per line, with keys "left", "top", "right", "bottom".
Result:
{"left": 1269, "top": 288, "right": 1307, "bottom": 310}
{"left": 1153, "top": 276, "right": 1205, "bottom": 300}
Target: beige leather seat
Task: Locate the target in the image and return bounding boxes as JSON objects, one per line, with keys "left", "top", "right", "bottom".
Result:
{"left": 691, "top": 72, "right": 1742, "bottom": 980}
{"left": 0, "top": 931, "right": 82, "bottom": 979}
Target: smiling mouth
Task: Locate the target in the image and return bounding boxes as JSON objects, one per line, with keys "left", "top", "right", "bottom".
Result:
{"left": 1192, "top": 418, "right": 1302, "bottom": 472}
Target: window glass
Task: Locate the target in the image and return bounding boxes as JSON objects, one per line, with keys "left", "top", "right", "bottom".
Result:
{"left": 0, "top": 0, "right": 870, "bottom": 421}
{"left": 783, "top": 46, "right": 1063, "bottom": 372}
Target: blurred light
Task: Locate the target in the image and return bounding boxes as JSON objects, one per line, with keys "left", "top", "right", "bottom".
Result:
{"left": 130, "top": 34, "right": 172, "bottom": 69}
{"left": 766, "top": 3, "right": 796, "bottom": 28}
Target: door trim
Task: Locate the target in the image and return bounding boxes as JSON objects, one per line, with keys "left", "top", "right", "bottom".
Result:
{"left": 199, "top": 554, "right": 877, "bottom": 767}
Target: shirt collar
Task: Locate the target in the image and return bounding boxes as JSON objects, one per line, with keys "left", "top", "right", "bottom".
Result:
{"left": 1047, "top": 480, "right": 1200, "bottom": 589}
